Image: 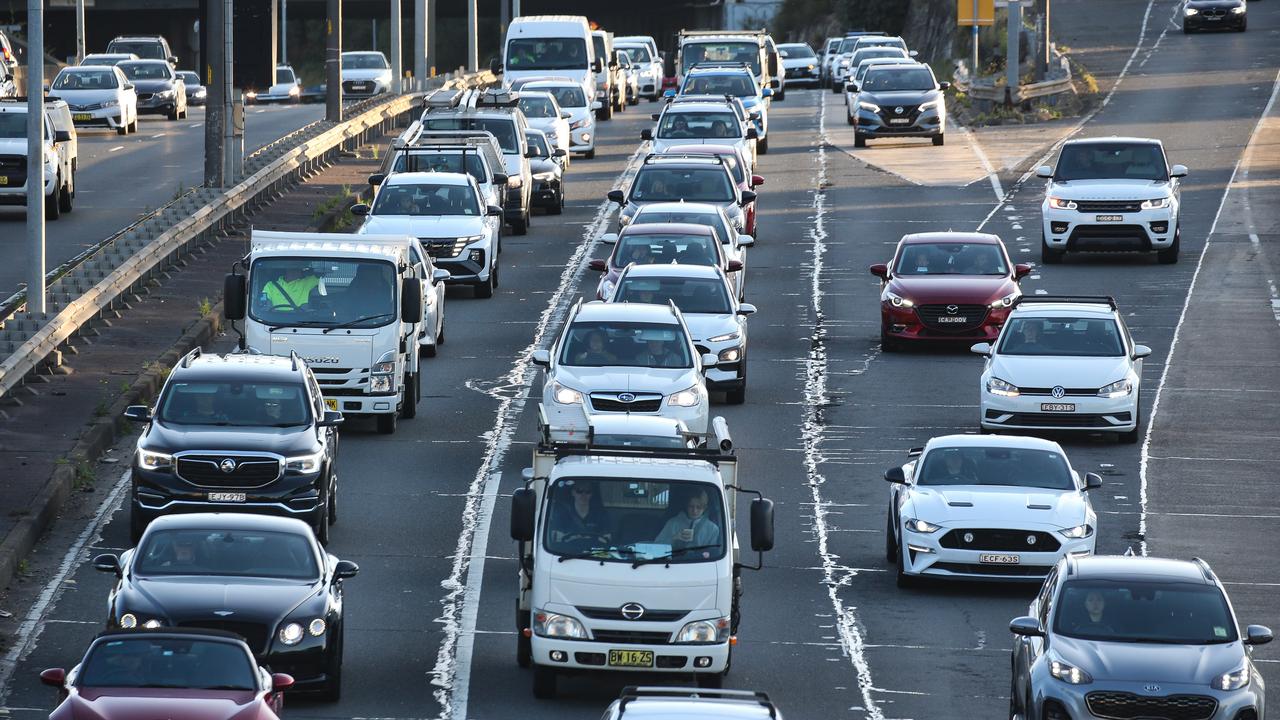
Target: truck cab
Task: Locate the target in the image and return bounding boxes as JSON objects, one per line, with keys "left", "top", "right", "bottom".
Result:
{"left": 510, "top": 411, "right": 775, "bottom": 698}
{"left": 676, "top": 30, "right": 780, "bottom": 100}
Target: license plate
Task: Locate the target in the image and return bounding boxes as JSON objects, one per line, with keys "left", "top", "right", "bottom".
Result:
{"left": 0, "top": 176, "right": 7, "bottom": 185}
{"left": 73, "top": 113, "right": 91, "bottom": 122}
{"left": 1041, "top": 403, "right": 1076, "bottom": 412}
{"left": 208, "top": 492, "right": 246, "bottom": 502}
{"left": 888, "top": 118, "right": 911, "bottom": 125}
{"left": 352, "top": 84, "right": 368, "bottom": 90}
{"left": 324, "top": 398, "right": 338, "bottom": 411}
{"left": 936, "top": 316, "right": 969, "bottom": 323}
{"left": 1095, "top": 214, "right": 1123, "bottom": 222}
{"left": 608, "top": 649, "right": 654, "bottom": 668}
{"left": 980, "top": 553, "right": 1021, "bottom": 565}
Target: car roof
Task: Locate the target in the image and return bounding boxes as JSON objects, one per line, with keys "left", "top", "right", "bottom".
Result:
{"left": 900, "top": 232, "right": 1002, "bottom": 245}
{"left": 112, "top": 35, "right": 167, "bottom": 42}
{"left": 573, "top": 301, "right": 679, "bottom": 324}
{"left": 621, "top": 263, "right": 724, "bottom": 281}
{"left": 172, "top": 351, "right": 306, "bottom": 383}
{"left": 588, "top": 414, "right": 687, "bottom": 436}
{"left": 664, "top": 101, "right": 738, "bottom": 113}
{"left": 663, "top": 143, "right": 743, "bottom": 156}
{"left": 621, "top": 222, "right": 716, "bottom": 237}
{"left": 686, "top": 66, "right": 753, "bottom": 76}
{"left": 617, "top": 699, "right": 775, "bottom": 720}
{"left": 1064, "top": 136, "right": 1163, "bottom": 147}
{"left": 1009, "top": 300, "right": 1115, "bottom": 318}
{"left": 634, "top": 201, "right": 724, "bottom": 216}
{"left": 64, "top": 65, "right": 118, "bottom": 72}
{"left": 384, "top": 171, "right": 472, "bottom": 186}
{"left": 640, "top": 156, "right": 725, "bottom": 168}
{"left": 119, "top": 59, "right": 168, "bottom": 66}
{"left": 146, "top": 511, "right": 314, "bottom": 535}
{"left": 343, "top": 50, "right": 386, "bottom": 56}
{"left": 923, "top": 433, "right": 1064, "bottom": 454}
{"left": 1069, "top": 555, "right": 1212, "bottom": 584}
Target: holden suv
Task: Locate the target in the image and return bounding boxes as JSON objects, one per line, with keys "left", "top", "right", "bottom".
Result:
{"left": 1009, "top": 555, "right": 1272, "bottom": 720}
{"left": 1038, "top": 137, "right": 1187, "bottom": 264}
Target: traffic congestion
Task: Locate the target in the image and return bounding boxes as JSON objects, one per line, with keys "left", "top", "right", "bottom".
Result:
{"left": 1, "top": 5, "right": 1278, "bottom": 720}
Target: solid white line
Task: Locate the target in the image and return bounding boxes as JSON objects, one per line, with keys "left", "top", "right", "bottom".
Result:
{"left": 150, "top": 132, "right": 166, "bottom": 139}
{"left": 188, "top": 122, "right": 201, "bottom": 128}
{"left": 433, "top": 144, "right": 649, "bottom": 720}
{"left": 108, "top": 145, "right": 124, "bottom": 153}
{"left": 960, "top": 125, "right": 1003, "bottom": 200}
{"left": 0, "top": 470, "right": 130, "bottom": 704}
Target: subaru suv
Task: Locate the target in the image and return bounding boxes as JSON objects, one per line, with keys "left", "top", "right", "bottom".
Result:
{"left": 123, "top": 349, "right": 344, "bottom": 544}
{"left": 1038, "top": 137, "right": 1187, "bottom": 264}
{"left": 677, "top": 64, "right": 773, "bottom": 153}
{"left": 1010, "top": 555, "right": 1272, "bottom": 720}
{"left": 610, "top": 154, "right": 754, "bottom": 237}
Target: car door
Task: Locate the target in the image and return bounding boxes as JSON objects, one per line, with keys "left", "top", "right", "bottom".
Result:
{"left": 407, "top": 242, "right": 436, "bottom": 338}
{"left": 1017, "top": 565, "right": 1059, "bottom": 700}
{"left": 115, "top": 67, "right": 137, "bottom": 117}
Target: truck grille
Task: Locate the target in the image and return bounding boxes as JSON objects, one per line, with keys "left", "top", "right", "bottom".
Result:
{"left": 591, "top": 630, "right": 672, "bottom": 644}
{"left": 916, "top": 304, "right": 988, "bottom": 332}
{"left": 180, "top": 620, "right": 270, "bottom": 655}
{"left": 939, "top": 529, "right": 1061, "bottom": 552}
{"left": 578, "top": 606, "right": 688, "bottom": 622}
{"left": 1086, "top": 692, "right": 1217, "bottom": 720}
{"left": 175, "top": 454, "right": 280, "bottom": 487}
{"left": 0, "top": 154, "right": 27, "bottom": 186}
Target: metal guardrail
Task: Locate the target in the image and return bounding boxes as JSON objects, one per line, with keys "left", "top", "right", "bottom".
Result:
{"left": 0, "top": 71, "right": 494, "bottom": 400}
{"left": 958, "top": 56, "right": 1074, "bottom": 104}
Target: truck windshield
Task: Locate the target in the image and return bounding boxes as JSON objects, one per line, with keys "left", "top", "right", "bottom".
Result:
{"left": 682, "top": 41, "right": 761, "bottom": 76}
{"left": 249, "top": 257, "right": 397, "bottom": 329}
{"left": 543, "top": 478, "right": 727, "bottom": 564}
{"left": 506, "top": 38, "right": 589, "bottom": 71}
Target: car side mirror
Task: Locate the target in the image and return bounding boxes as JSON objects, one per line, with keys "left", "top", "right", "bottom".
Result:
{"left": 511, "top": 487, "right": 536, "bottom": 541}
{"left": 54, "top": 129, "right": 72, "bottom": 143}
{"left": 591, "top": 100, "right": 603, "bottom": 110}
{"left": 727, "top": 260, "right": 743, "bottom": 273}
{"left": 1084, "top": 472, "right": 1103, "bottom": 490}
{"left": 1035, "top": 165, "right": 1053, "bottom": 179}
{"left": 93, "top": 553, "right": 122, "bottom": 576}
{"left": 761, "top": 87, "right": 773, "bottom": 98}
{"left": 367, "top": 172, "right": 386, "bottom": 187}
{"left": 271, "top": 673, "right": 295, "bottom": 690}
{"left": 1009, "top": 616, "right": 1044, "bottom": 637}
{"left": 601, "top": 232, "right": 619, "bottom": 244}
{"left": 560, "top": 111, "right": 571, "bottom": 119}
{"left": 750, "top": 497, "right": 774, "bottom": 552}
{"left": 554, "top": 148, "right": 567, "bottom": 158}
{"left": 400, "top": 277, "right": 423, "bottom": 323}
{"left": 938, "top": 81, "right": 951, "bottom": 90}
{"left": 868, "top": 263, "right": 889, "bottom": 279}
{"left": 1169, "top": 164, "right": 1188, "bottom": 178}
{"left": 486, "top": 204, "right": 504, "bottom": 217}
{"left": 1245, "top": 625, "right": 1274, "bottom": 645}
{"left": 883, "top": 466, "right": 906, "bottom": 484}
{"left": 531, "top": 349, "right": 551, "bottom": 367}
{"left": 640, "top": 128, "right": 653, "bottom": 141}
{"left": 123, "top": 405, "right": 152, "bottom": 422}
{"left": 39, "top": 668, "right": 67, "bottom": 688}
{"left": 607, "top": 189, "right": 626, "bottom": 205}
{"left": 432, "top": 268, "right": 450, "bottom": 282}
{"left": 1014, "top": 263, "right": 1031, "bottom": 279}
{"left": 739, "top": 190, "right": 757, "bottom": 206}
{"left": 970, "top": 342, "right": 992, "bottom": 357}
{"left": 751, "top": 174, "right": 765, "bottom": 187}
{"left": 525, "top": 148, "right": 540, "bottom": 158}
{"left": 737, "top": 303, "right": 756, "bottom": 316}
{"left": 350, "top": 203, "right": 370, "bottom": 217}
{"left": 588, "top": 258, "right": 608, "bottom": 272}
{"left": 490, "top": 58, "right": 503, "bottom": 75}
{"left": 845, "top": 83, "right": 857, "bottom": 93}
{"left": 746, "top": 127, "right": 759, "bottom": 140}
{"left": 319, "top": 410, "right": 344, "bottom": 427}
{"left": 736, "top": 235, "right": 755, "bottom": 248}
{"left": 333, "top": 559, "right": 360, "bottom": 580}
{"left": 701, "top": 353, "right": 718, "bottom": 369}
{"left": 223, "top": 273, "right": 247, "bottom": 320}
{"left": 492, "top": 173, "right": 508, "bottom": 185}
{"left": 651, "top": 111, "right": 663, "bottom": 120}
{"left": 1132, "top": 344, "right": 1152, "bottom": 360}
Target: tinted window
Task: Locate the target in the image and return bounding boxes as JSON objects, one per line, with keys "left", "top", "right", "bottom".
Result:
{"left": 682, "top": 41, "right": 761, "bottom": 75}
{"left": 617, "top": 44, "right": 653, "bottom": 62}
{"left": 560, "top": 321, "right": 692, "bottom": 368}
{"left": 519, "top": 95, "right": 556, "bottom": 118}
{"left": 80, "top": 637, "right": 255, "bottom": 690}
{"left": 52, "top": 69, "right": 119, "bottom": 89}
{"left": 275, "top": 68, "right": 294, "bottom": 84}
{"left": 158, "top": 381, "right": 309, "bottom": 427}
{"left": 998, "top": 317, "right": 1124, "bottom": 357}
{"left": 506, "top": 38, "right": 589, "bottom": 71}
{"left": 393, "top": 151, "right": 488, "bottom": 182}
{"left": 108, "top": 41, "right": 166, "bottom": 60}
{"left": 613, "top": 232, "right": 720, "bottom": 270}
{"left": 657, "top": 111, "right": 741, "bottom": 139}
{"left": 136, "top": 528, "right": 320, "bottom": 579}
{"left": 682, "top": 73, "right": 755, "bottom": 97}
{"left": 780, "top": 44, "right": 816, "bottom": 58}
{"left": 1055, "top": 142, "right": 1168, "bottom": 182}
{"left": 917, "top": 446, "right": 1074, "bottom": 490}
{"left": 633, "top": 211, "right": 730, "bottom": 245}
{"left": 118, "top": 62, "right": 170, "bottom": 80}
{"left": 372, "top": 182, "right": 480, "bottom": 216}
{"left": 862, "top": 66, "right": 935, "bottom": 91}
{"left": 631, "top": 167, "right": 734, "bottom": 202}
{"left": 894, "top": 243, "right": 1007, "bottom": 276}
{"left": 615, "top": 276, "right": 732, "bottom": 314}
{"left": 537, "top": 85, "right": 586, "bottom": 108}
{"left": 1054, "top": 580, "right": 1237, "bottom": 644}
{"left": 342, "top": 53, "right": 388, "bottom": 69}
{"left": 424, "top": 117, "right": 518, "bottom": 153}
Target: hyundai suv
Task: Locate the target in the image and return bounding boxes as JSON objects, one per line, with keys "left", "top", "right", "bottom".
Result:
{"left": 1038, "top": 137, "right": 1187, "bottom": 264}
{"left": 123, "top": 349, "right": 344, "bottom": 544}
{"left": 1010, "top": 555, "right": 1271, "bottom": 720}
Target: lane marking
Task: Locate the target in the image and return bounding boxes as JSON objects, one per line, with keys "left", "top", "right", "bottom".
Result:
{"left": 150, "top": 133, "right": 166, "bottom": 139}
{"left": 433, "top": 144, "right": 650, "bottom": 720}
{"left": 108, "top": 145, "right": 124, "bottom": 153}
{"left": 959, "top": 125, "right": 1003, "bottom": 200}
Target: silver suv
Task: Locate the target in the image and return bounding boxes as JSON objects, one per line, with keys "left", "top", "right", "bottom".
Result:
{"left": 1010, "top": 555, "right": 1272, "bottom": 720}
{"left": 602, "top": 687, "right": 784, "bottom": 720}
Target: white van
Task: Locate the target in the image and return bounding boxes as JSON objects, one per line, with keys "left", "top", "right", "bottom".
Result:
{"left": 495, "top": 15, "right": 601, "bottom": 123}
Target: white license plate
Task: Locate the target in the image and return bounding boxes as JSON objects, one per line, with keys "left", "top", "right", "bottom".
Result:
{"left": 888, "top": 118, "right": 911, "bottom": 125}
{"left": 1041, "top": 403, "right": 1076, "bottom": 412}
{"left": 936, "top": 316, "right": 969, "bottom": 323}
{"left": 208, "top": 492, "right": 246, "bottom": 502}
{"left": 1095, "top": 214, "right": 1123, "bottom": 222}
{"left": 979, "top": 553, "right": 1020, "bottom": 565}
{"left": 351, "top": 84, "right": 368, "bottom": 90}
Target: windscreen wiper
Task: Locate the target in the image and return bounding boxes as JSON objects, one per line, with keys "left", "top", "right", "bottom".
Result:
{"left": 556, "top": 549, "right": 611, "bottom": 564}
{"left": 631, "top": 544, "right": 720, "bottom": 568}
{"left": 322, "top": 313, "right": 396, "bottom": 334}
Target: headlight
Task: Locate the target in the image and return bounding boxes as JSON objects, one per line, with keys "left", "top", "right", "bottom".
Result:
{"left": 101, "top": 99, "right": 119, "bottom": 108}
{"left": 570, "top": 118, "right": 589, "bottom": 130}
{"left": 904, "top": 518, "right": 941, "bottom": 533}
{"left": 919, "top": 99, "right": 941, "bottom": 111}
{"left": 284, "top": 451, "right": 323, "bottom": 474}
{"left": 1212, "top": 666, "right": 1250, "bottom": 691}
{"left": 137, "top": 449, "right": 173, "bottom": 471}
{"left": 858, "top": 101, "right": 881, "bottom": 113}
{"left": 676, "top": 617, "right": 730, "bottom": 644}
{"left": 309, "top": 618, "right": 327, "bottom": 636}
{"left": 707, "top": 331, "right": 740, "bottom": 343}
{"left": 461, "top": 234, "right": 484, "bottom": 245}
{"left": 289, "top": 85, "right": 300, "bottom": 96}
{"left": 508, "top": 176, "right": 523, "bottom": 188}
{"left": 156, "top": 90, "right": 174, "bottom": 99}
{"left": 884, "top": 291, "right": 914, "bottom": 308}
{"left": 986, "top": 377, "right": 1020, "bottom": 397}
{"left": 552, "top": 382, "right": 582, "bottom": 405}
{"left": 990, "top": 292, "right": 1018, "bottom": 309}
{"left": 119, "top": 613, "right": 138, "bottom": 628}
{"left": 1049, "top": 659, "right": 1093, "bottom": 685}
{"left": 369, "top": 375, "right": 393, "bottom": 393}
{"left": 1059, "top": 523, "right": 1094, "bottom": 539}
{"left": 1230, "top": 5, "right": 1245, "bottom": 12}
{"left": 668, "top": 385, "right": 702, "bottom": 407}
{"left": 1184, "top": 6, "right": 1198, "bottom": 15}
{"left": 1047, "top": 196, "right": 1078, "bottom": 210}
{"left": 1097, "top": 378, "right": 1133, "bottom": 398}
{"left": 717, "top": 347, "right": 741, "bottom": 363}
{"left": 142, "top": 619, "right": 164, "bottom": 629}
{"left": 839, "top": 59, "right": 851, "bottom": 67}
{"left": 279, "top": 622, "right": 305, "bottom": 646}
{"left": 807, "top": 64, "right": 815, "bottom": 70}
{"left": 533, "top": 610, "right": 586, "bottom": 638}
{"left": 1141, "top": 197, "right": 1171, "bottom": 209}
{"left": 374, "top": 360, "right": 396, "bottom": 375}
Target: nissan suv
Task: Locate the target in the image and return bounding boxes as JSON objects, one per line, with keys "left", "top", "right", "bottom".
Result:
{"left": 1038, "top": 137, "right": 1187, "bottom": 264}
{"left": 1010, "top": 555, "right": 1271, "bottom": 720}
{"left": 123, "top": 349, "right": 344, "bottom": 544}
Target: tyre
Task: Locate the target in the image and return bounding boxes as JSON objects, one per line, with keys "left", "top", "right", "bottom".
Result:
{"left": 313, "top": 505, "right": 330, "bottom": 546}
{"left": 317, "top": 633, "right": 343, "bottom": 701}
{"left": 59, "top": 178, "right": 73, "bottom": 213}
{"left": 880, "top": 328, "right": 900, "bottom": 352}
{"left": 437, "top": 315, "right": 446, "bottom": 346}
{"left": 548, "top": 190, "right": 563, "bottom": 214}
{"left": 725, "top": 384, "right": 746, "bottom": 405}
{"left": 933, "top": 133, "right": 945, "bottom": 146}
{"left": 491, "top": 262, "right": 500, "bottom": 289}
{"left": 376, "top": 411, "right": 398, "bottom": 434}
{"left": 532, "top": 666, "right": 557, "bottom": 699}
{"left": 695, "top": 672, "right": 724, "bottom": 689}
{"left": 854, "top": 133, "right": 867, "bottom": 148}
{"left": 129, "top": 116, "right": 138, "bottom": 133}
{"left": 846, "top": 109, "right": 855, "bottom": 126}
{"left": 1182, "top": 23, "right": 1191, "bottom": 33}
{"left": 1120, "top": 403, "right": 1141, "bottom": 445}
{"left": 758, "top": 136, "right": 769, "bottom": 154}
{"left": 167, "top": 107, "right": 179, "bottom": 121}
{"left": 474, "top": 270, "right": 495, "bottom": 299}
{"left": 129, "top": 506, "right": 147, "bottom": 544}
{"left": 516, "top": 604, "right": 532, "bottom": 668}
{"left": 328, "top": 474, "right": 338, "bottom": 524}
{"left": 885, "top": 511, "right": 898, "bottom": 563}
{"left": 1237, "top": 20, "right": 1246, "bottom": 31}
{"left": 598, "top": 99, "right": 613, "bottom": 121}
{"left": 1041, "top": 235, "right": 1065, "bottom": 264}
{"left": 584, "top": 149, "right": 595, "bottom": 160}
{"left": 776, "top": 87, "right": 786, "bottom": 101}
{"left": 117, "top": 122, "right": 128, "bottom": 136}
{"left": 832, "top": 82, "right": 842, "bottom": 95}
{"left": 422, "top": 337, "right": 437, "bottom": 358}
{"left": 46, "top": 182, "right": 61, "bottom": 221}
{"left": 400, "top": 372, "right": 418, "bottom": 419}
{"left": 1157, "top": 225, "right": 1180, "bottom": 264}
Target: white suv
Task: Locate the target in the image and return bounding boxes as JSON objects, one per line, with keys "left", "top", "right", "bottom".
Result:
{"left": 0, "top": 98, "right": 77, "bottom": 219}
{"left": 972, "top": 296, "right": 1151, "bottom": 443}
{"left": 1038, "top": 137, "right": 1186, "bottom": 264}
{"left": 533, "top": 301, "right": 713, "bottom": 434}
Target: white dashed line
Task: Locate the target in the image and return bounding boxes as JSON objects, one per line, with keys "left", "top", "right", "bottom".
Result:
{"left": 108, "top": 145, "right": 124, "bottom": 152}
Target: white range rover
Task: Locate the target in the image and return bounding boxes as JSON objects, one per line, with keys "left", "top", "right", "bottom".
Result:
{"left": 884, "top": 434, "right": 1101, "bottom": 587}
{"left": 1038, "top": 137, "right": 1186, "bottom": 265}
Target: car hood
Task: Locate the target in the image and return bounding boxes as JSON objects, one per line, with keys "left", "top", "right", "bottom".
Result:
{"left": 130, "top": 79, "right": 173, "bottom": 93}
{"left": 143, "top": 422, "right": 316, "bottom": 456}
{"left": 359, "top": 214, "right": 484, "bottom": 237}
{"left": 69, "top": 689, "right": 262, "bottom": 720}
{"left": 1053, "top": 635, "right": 1245, "bottom": 684}
{"left": 888, "top": 276, "right": 1017, "bottom": 305}
{"left": 905, "top": 485, "right": 1086, "bottom": 528}
{"left": 990, "top": 354, "right": 1131, "bottom": 388}
{"left": 52, "top": 89, "right": 119, "bottom": 105}
{"left": 1187, "top": 0, "right": 1242, "bottom": 7}
{"left": 123, "top": 575, "right": 321, "bottom": 626}
{"left": 682, "top": 314, "right": 739, "bottom": 342}
{"left": 553, "top": 365, "right": 698, "bottom": 394}
{"left": 859, "top": 89, "right": 941, "bottom": 106}
{"left": 342, "top": 68, "right": 391, "bottom": 82}
{"left": 1047, "top": 178, "right": 1173, "bottom": 200}
{"left": 530, "top": 158, "right": 559, "bottom": 174}
{"left": 782, "top": 57, "right": 816, "bottom": 69}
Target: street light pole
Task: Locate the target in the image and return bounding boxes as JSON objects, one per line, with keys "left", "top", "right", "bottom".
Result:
{"left": 326, "top": 0, "right": 342, "bottom": 122}
{"left": 26, "top": 0, "right": 45, "bottom": 315}
{"left": 466, "top": 0, "right": 477, "bottom": 72}
{"left": 390, "top": 0, "right": 401, "bottom": 93}
{"left": 413, "top": 0, "right": 426, "bottom": 89}
{"left": 75, "top": 0, "right": 86, "bottom": 64}
{"left": 281, "top": 0, "right": 287, "bottom": 63}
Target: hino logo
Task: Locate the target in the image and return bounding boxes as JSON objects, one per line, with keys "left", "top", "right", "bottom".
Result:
{"left": 304, "top": 356, "right": 342, "bottom": 364}
{"left": 616, "top": 392, "right": 637, "bottom": 403}
{"left": 946, "top": 305, "right": 959, "bottom": 314}
{"left": 620, "top": 603, "right": 646, "bottom": 620}
{"left": 219, "top": 459, "right": 238, "bottom": 473}
{"left": 1051, "top": 386, "right": 1066, "bottom": 399}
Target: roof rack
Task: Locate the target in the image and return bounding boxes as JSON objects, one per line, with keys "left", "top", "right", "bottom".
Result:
{"left": 475, "top": 87, "right": 520, "bottom": 108}
{"left": 642, "top": 152, "right": 724, "bottom": 165}
{"left": 1012, "top": 295, "right": 1117, "bottom": 310}
{"left": 688, "top": 61, "right": 754, "bottom": 71}
{"left": 679, "top": 29, "right": 767, "bottom": 39}
{"left": 180, "top": 347, "right": 202, "bottom": 368}
{"left": 419, "top": 87, "right": 467, "bottom": 110}
{"left": 617, "top": 687, "right": 777, "bottom": 719}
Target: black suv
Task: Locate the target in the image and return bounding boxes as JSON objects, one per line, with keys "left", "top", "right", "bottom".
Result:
{"left": 124, "top": 349, "right": 343, "bottom": 544}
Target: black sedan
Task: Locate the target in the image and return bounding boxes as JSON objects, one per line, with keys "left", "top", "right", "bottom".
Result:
{"left": 1183, "top": 0, "right": 1247, "bottom": 32}
{"left": 93, "top": 512, "right": 358, "bottom": 701}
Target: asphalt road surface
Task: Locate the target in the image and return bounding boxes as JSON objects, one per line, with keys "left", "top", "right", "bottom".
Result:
{"left": 2, "top": 1, "right": 1279, "bottom": 717}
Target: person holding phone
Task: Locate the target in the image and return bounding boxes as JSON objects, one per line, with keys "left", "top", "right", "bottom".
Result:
{"left": 656, "top": 489, "right": 720, "bottom": 550}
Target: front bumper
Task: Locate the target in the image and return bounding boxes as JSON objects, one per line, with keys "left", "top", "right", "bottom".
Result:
{"left": 532, "top": 635, "right": 729, "bottom": 674}
{"left": 901, "top": 524, "right": 1094, "bottom": 582}
{"left": 131, "top": 465, "right": 325, "bottom": 524}
{"left": 543, "top": 394, "right": 709, "bottom": 434}
{"left": 1184, "top": 11, "right": 1246, "bottom": 30}
{"left": 980, "top": 388, "right": 1138, "bottom": 434}
{"left": 186, "top": 91, "right": 207, "bottom": 105}
{"left": 784, "top": 66, "right": 820, "bottom": 84}
{"left": 881, "top": 303, "right": 1010, "bottom": 343}
{"left": 136, "top": 94, "right": 178, "bottom": 114}
{"left": 1041, "top": 203, "right": 1176, "bottom": 253}
{"left": 341, "top": 80, "right": 386, "bottom": 97}
{"left": 857, "top": 105, "right": 945, "bottom": 138}
{"left": 262, "top": 641, "right": 336, "bottom": 691}
{"left": 68, "top": 106, "right": 125, "bottom": 128}
{"left": 1031, "top": 675, "right": 1262, "bottom": 720}
{"left": 532, "top": 176, "right": 561, "bottom": 207}
{"left": 570, "top": 127, "right": 595, "bottom": 153}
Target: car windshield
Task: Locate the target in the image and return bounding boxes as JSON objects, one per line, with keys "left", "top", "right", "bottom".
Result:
{"left": 657, "top": 111, "right": 741, "bottom": 139}
{"left": 1055, "top": 142, "right": 1168, "bottom": 182}
{"left": 917, "top": 446, "right": 1074, "bottom": 489}
{"left": 852, "top": 48, "right": 908, "bottom": 67}
{"left": 837, "top": 37, "right": 861, "bottom": 53}
{"left": 559, "top": 321, "right": 692, "bottom": 368}
{"left": 372, "top": 182, "right": 480, "bottom": 216}
{"left": 615, "top": 276, "right": 732, "bottom": 314}
{"left": 52, "top": 69, "right": 118, "bottom": 89}
{"left": 592, "top": 433, "right": 688, "bottom": 449}
{"left": 177, "top": 72, "right": 200, "bottom": 84}
{"left": 342, "top": 53, "right": 388, "bottom": 69}
{"left": 118, "top": 62, "right": 169, "bottom": 80}
{"left": 857, "top": 38, "right": 906, "bottom": 52}
{"left": 998, "top": 316, "right": 1125, "bottom": 357}
{"left": 894, "top": 242, "right": 1007, "bottom": 276}
{"left": 633, "top": 211, "right": 730, "bottom": 245}
{"left": 275, "top": 68, "right": 294, "bottom": 84}
{"left": 862, "top": 66, "right": 935, "bottom": 91}
{"left": 682, "top": 73, "right": 756, "bottom": 97}
{"left": 631, "top": 167, "right": 734, "bottom": 202}
{"left": 108, "top": 42, "right": 165, "bottom": 60}
{"left": 506, "top": 37, "right": 589, "bottom": 71}
{"left": 1054, "top": 580, "right": 1238, "bottom": 644}
{"left": 537, "top": 85, "right": 586, "bottom": 108}
{"left": 158, "top": 380, "right": 310, "bottom": 427}
{"left": 248, "top": 257, "right": 397, "bottom": 328}
{"left": 780, "top": 44, "right": 816, "bottom": 58}
{"left": 855, "top": 60, "right": 903, "bottom": 83}
{"left": 613, "top": 232, "right": 720, "bottom": 269}
{"left": 667, "top": 149, "right": 743, "bottom": 184}
{"left": 682, "top": 41, "right": 761, "bottom": 75}
{"left": 542, "top": 478, "right": 726, "bottom": 564}
{"left": 424, "top": 117, "right": 518, "bottom": 153}
{"left": 393, "top": 152, "right": 488, "bottom": 183}
{"left": 526, "top": 131, "right": 551, "bottom": 156}
{"left": 136, "top": 528, "right": 319, "bottom": 579}
{"left": 617, "top": 44, "right": 653, "bottom": 62}
{"left": 519, "top": 94, "right": 557, "bottom": 118}
{"left": 80, "top": 637, "right": 255, "bottom": 690}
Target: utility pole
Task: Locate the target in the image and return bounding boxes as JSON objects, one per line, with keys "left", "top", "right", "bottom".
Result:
{"left": 971, "top": 0, "right": 979, "bottom": 76}
{"left": 1039, "top": 0, "right": 1051, "bottom": 79}
{"left": 426, "top": 0, "right": 436, "bottom": 76}
{"left": 512, "top": 0, "right": 519, "bottom": 17}
{"left": 74, "top": 0, "right": 86, "bottom": 64}
{"left": 1006, "top": 0, "right": 1022, "bottom": 105}
{"left": 466, "top": 0, "right": 477, "bottom": 72}
{"left": 500, "top": 0, "right": 508, "bottom": 41}
{"left": 326, "top": 0, "right": 342, "bottom": 122}
{"left": 390, "top": 0, "right": 402, "bottom": 93}
{"left": 26, "top": 0, "right": 45, "bottom": 314}
{"left": 413, "top": 0, "right": 427, "bottom": 89}
{"left": 221, "top": 0, "right": 238, "bottom": 183}
{"left": 281, "top": 0, "right": 288, "bottom": 63}
{"left": 204, "top": 0, "right": 225, "bottom": 187}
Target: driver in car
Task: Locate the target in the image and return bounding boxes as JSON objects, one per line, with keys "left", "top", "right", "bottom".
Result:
{"left": 550, "top": 480, "right": 612, "bottom": 544}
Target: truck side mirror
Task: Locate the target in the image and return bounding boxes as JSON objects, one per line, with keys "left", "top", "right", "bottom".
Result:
{"left": 367, "top": 172, "right": 386, "bottom": 187}
{"left": 531, "top": 349, "right": 551, "bottom": 367}
{"left": 750, "top": 497, "right": 774, "bottom": 552}
{"left": 592, "top": 58, "right": 604, "bottom": 73}
{"left": 223, "top": 273, "right": 246, "bottom": 320}
{"left": 54, "top": 129, "right": 72, "bottom": 143}
{"left": 492, "top": 173, "right": 508, "bottom": 185}
{"left": 401, "top": 277, "right": 423, "bottom": 323}
{"left": 490, "top": 58, "right": 503, "bottom": 75}
{"left": 607, "top": 189, "right": 626, "bottom": 205}
{"left": 511, "top": 487, "right": 536, "bottom": 541}
{"left": 487, "top": 205, "right": 504, "bottom": 217}
{"left": 640, "top": 128, "right": 653, "bottom": 141}
{"left": 746, "top": 127, "right": 759, "bottom": 140}
{"left": 769, "top": 78, "right": 780, "bottom": 89}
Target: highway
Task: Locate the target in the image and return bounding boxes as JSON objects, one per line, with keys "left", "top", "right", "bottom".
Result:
{"left": 1, "top": 1, "right": 1279, "bottom": 717}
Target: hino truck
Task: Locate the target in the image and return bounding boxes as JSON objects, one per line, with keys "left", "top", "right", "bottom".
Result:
{"left": 223, "top": 230, "right": 424, "bottom": 434}
{"left": 675, "top": 30, "right": 781, "bottom": 97}
{"left": 510, "top": 408, "right": 775, "bottom": 698}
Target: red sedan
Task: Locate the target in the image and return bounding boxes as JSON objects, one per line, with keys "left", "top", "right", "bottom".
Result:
{"left": 869, "top": 232, "right": 1029, "bottom": 351}
{"left": 659, "top": 143, "right": 762, "bottom": 237}
{"left": 41, "top": 629, "right": 293, "bottom": 720}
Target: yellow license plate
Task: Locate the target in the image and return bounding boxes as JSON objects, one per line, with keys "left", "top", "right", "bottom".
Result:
{"left": 324, "top": 398, "right": 338, "bottom": 411}
{"left": 608, "top": 649, "right": 654, "bottom": 668}
{"left": 73, "top": 113, "right": 92, "bottom": 122}
{"left": 0, "top": 176, "right": 7, "bottom": 185}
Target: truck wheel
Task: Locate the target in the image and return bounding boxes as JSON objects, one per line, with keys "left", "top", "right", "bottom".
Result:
{"left": 117, "top": 122, "right": 128, "bottom": 136}
{"left": 376, "top": 412, "right": 398, "bottom": 435}
{"left": 46, "top": 181, "right": 62, "bottom": 221}
{"left": 400, "top": 373, "right": 418, "bottom": 419}
{"left": 548, "top": 190, "right": 563, "bottom": 215}
{"left": 532, "top": 666, "right": 557, "bottom": 699}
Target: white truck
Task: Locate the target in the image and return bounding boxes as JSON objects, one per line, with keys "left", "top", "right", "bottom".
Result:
{"left": 676, "top": 30, "right": 781, "bottom": 98}
{"left": 495, "top": 15, "right": 603, "bottom": 121}
{"left": 510, "top": 408, "right": 775, "bottom": 698}
{"left": 223, "top": 230, "right": 424, "bottom": 434}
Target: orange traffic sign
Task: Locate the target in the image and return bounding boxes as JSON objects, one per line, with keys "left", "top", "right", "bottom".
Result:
{"left": 958, "top": 0, "right": 995, "bottom": 26}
